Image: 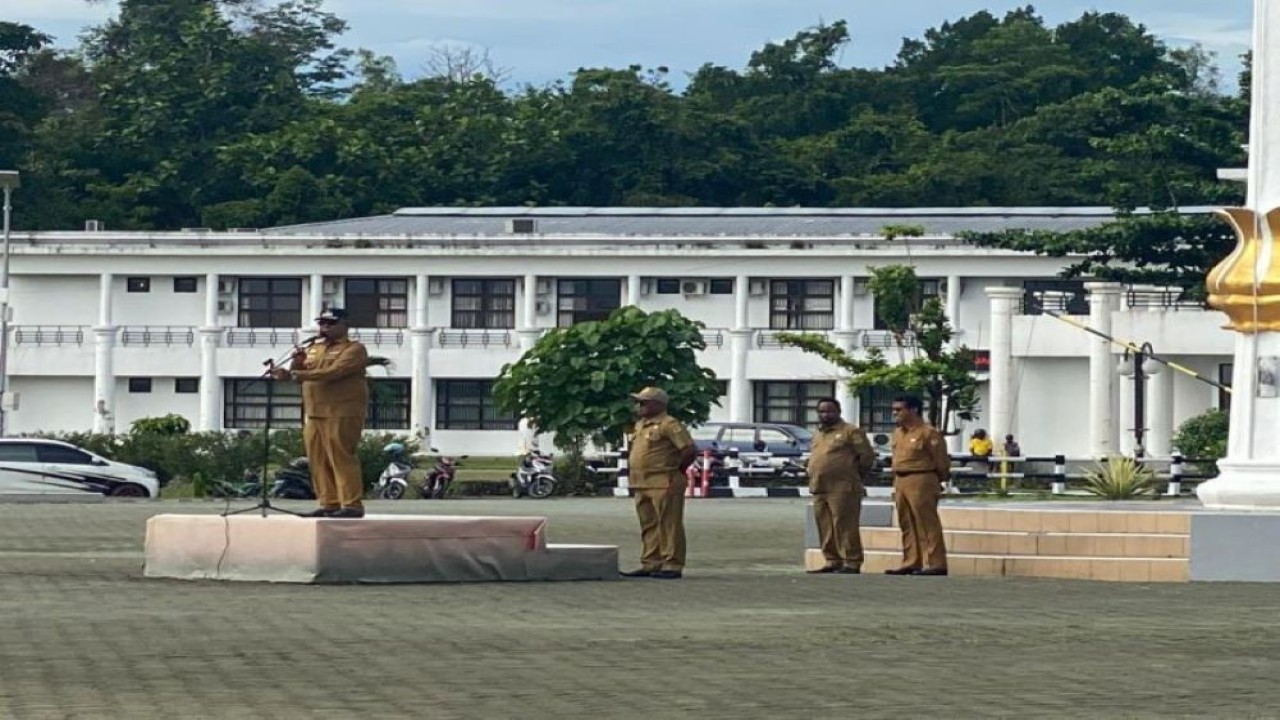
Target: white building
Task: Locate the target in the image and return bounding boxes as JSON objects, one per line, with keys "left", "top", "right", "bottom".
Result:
{"left": 0, "top": 207, "right": 1232, "bottom": 457}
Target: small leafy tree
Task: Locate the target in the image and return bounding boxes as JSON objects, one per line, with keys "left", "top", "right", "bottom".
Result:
{"left": 493, "top": 307, "right": 721, "bottom": 459}
{"left": 1172, "top": 408, "right": 1229, "bottom": 474}
{"left": 779, "top": 263, "right": 978, "bottom": 433}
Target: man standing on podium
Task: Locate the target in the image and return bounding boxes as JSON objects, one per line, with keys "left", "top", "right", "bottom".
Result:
{"left": 271, "top": 308, "right": 369, "bottom": 518}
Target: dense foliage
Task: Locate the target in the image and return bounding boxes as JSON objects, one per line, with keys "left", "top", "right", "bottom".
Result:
{"left": 0, "top": 4, "right": 1247, "bottom": 232}
{"left": 1172, "top": 408, "right": 1229, "bottom": 473}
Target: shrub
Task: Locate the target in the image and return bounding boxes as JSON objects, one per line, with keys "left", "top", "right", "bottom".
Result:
{"left": 1172, "top": 409, "right": 1228, "bottom": 475}
{"left": 1083, "top": 456, "right": 1156, "bottom": 500}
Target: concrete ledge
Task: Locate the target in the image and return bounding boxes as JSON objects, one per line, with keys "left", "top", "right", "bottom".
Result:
{"left": 1191, "top": 513, "right": 1280, "bottom": 582}
{"left": 144, "top": 514, "right": 617, "bottom": 584}
{"left": 804, "top": 548, "right": 1189, "bottom": 582}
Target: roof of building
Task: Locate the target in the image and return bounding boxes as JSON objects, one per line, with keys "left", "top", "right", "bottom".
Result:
{"left": 267, "top": 206, "right": 1218, "bottom": 237}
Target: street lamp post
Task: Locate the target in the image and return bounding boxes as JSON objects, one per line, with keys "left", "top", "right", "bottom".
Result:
{"left": 0, "top": 170, "right": 20, "bottom": 438}
{"left": 1117, "top": 341, "right": 1159, "bottom": 458}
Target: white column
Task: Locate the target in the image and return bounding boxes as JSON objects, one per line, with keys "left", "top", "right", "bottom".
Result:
{"left": 92, "top": 273, "right": 115, "bottom": 433}
{"left": 626, "top": 274, "right": 642, "bottom": 307}
{"left": 410, "top": 275, "right": 433, "bottom": 439}
{"left": 309, "top": 273, "right": 324, "bottom": 320}
{"left": 1148, "top": 365, "right": 1173, "bottom": 457}
{"left": 1198, "top": 0, "right": 1280, "bottom": 508}
{"left": 734, "top": 275, "right": 749, "bottom": 329}
{"left": 519, "top": 274, "right": 541, "bottom": 350}
{"left": 1117, "top": 374, "right": 1136, "bottom": 456}
{"left": 838, "top": 275, "right": 854, "bottom": 331}
{"left": 946, "top": 275, "right": 962, "bottom": 346}
{"left": 728, "top": 275, "right": 752, "bottom": 422}
{"left": 196, "top": 273, "right": 221, "bottom": 431}
{"left": 985, "top": 287, "right": 1021, "bottom": 452}
{"left": 1086, "top": 282, "right": 1122, "bottom": 457}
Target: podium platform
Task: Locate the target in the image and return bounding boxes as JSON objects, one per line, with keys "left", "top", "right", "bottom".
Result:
{"left": 144, "top": 514, "right": 619, "bottom": 584}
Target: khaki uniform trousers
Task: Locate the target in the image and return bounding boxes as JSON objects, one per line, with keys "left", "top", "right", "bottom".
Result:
{"left": 304, "top": 416, "right": 365, "bottom": 509}
{"left": 633, "top": 477, "right": 687, "bottom": 572}
{"left": 813, "top": 491, "right": 864, "bottom": 569}
{"left": 893, "top": 473, "right": 948, "bottom": 570}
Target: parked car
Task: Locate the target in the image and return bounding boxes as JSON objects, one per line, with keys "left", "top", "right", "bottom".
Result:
{"left": 0, "top": 439, "right": 159, "bottom": 498}
{"left": 690, "top": 422, "right": 814, "bottom": 459}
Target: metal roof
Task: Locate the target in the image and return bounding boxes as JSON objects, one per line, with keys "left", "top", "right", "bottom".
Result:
{"left": 268, "top": 206, "right": 1218, "bottom": 237}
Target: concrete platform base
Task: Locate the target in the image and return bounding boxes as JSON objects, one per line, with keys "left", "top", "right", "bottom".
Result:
{"left": 144, "top": 514, "right": 618, "bottom": 584}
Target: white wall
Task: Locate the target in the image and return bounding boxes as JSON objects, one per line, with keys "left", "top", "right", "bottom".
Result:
{"left": 10, "top": 276, "right": 98, "bottom": 326}
{"left": 113, "top": 275, "right": 209, "bottom": 326}
{"left": 8, "top": 377, "right": 93, "bottom": 434}
{"left": 113, "top": 377, "right": 202, "bottom": 431}
{"left": 1007, "top": 357, "right": 1091, "bottom": 457}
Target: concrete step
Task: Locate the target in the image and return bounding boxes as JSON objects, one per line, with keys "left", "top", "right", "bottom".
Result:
{"left": 933, "top": 507, "right": 1190, "bottom": 535}
{"left": 805, "top": 548, "right": 1189, "bottom": 583}
{"left": 860, "top": 527, "right": 1188, "bottom": 559}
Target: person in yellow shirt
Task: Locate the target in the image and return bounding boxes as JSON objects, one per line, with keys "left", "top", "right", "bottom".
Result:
{"left": 805, "top": 398, "right": 876, "bottom": 574}
{"left": 621, "top": 387, "right": 696, "bottom": 579}
{"left": 270, "top": 308, "right": 369, "bottom": 518}
{"left": 968, "top": 428, "right": 993, "bottom": 459}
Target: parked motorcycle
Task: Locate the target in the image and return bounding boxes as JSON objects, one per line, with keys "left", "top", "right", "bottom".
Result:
{"left": 269, "top": 457, "right": 316, "bottom": 500}
{"left": 373, "top": 442, "right": 413, "bottom": 500}
{"left": 511, "top": 451, "right": 557, "bottom": 499}
{"left": 420, "top": 450, "right": 465, "bottom": 499}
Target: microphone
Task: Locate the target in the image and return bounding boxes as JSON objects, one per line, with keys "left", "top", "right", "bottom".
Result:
{"left": 298, "top": 335, "right": 322, "bottom": 347}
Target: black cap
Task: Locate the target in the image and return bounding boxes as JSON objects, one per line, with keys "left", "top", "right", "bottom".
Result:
{"left": 316, "top": 308, "right": 348, "bottom": 322}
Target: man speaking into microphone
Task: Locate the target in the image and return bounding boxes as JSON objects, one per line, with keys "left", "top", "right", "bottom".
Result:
{"left": 270, "top": 308, "right": 369, "bottom": 518}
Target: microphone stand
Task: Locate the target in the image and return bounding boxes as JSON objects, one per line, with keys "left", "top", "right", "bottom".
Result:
{"left": 224, "top": 337, "right": 319, "bottom": 518}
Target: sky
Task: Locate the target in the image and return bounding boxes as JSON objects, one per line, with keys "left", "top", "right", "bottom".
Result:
{"left": 5, "top": 0, "right": 1255, "bottom": 91}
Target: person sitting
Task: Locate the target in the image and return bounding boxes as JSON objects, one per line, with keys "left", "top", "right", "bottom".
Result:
{"left": 1003, "top": 434, "right": 1022, "bottom": 458}
{"left": 968, "top": 429, "right": 993, "bottom": 459}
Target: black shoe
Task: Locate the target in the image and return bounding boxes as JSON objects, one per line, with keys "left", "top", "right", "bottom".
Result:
{"left": 807, "top": 565, "right": 840, "bottom": 574}
{"left": 835, "top": 566, "right": 861, "bottom": 575}
{"left": 652, "top": 570, "right": 683, "bottom": 579}
{"left": 620, "top": 568, "right": 655, "bottom": 578}
{"left": 913, "top": 567, "right": 949, "bottom": 576}
{"left": 329, "top": 507, "right": 365, "bottom": 519}
{"left": 302, "top": 508, "right": 337, "bottom": 518}
{"left": 884, "top": 566, "right": 921, "bottom": 575}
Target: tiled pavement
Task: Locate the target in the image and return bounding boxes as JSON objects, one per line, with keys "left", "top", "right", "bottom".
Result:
{"left": 0, "top": 498, "right": 1276, "bottom": 719}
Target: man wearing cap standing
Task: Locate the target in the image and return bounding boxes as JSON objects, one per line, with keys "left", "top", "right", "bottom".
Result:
{"left": 806, "top": 398, "right": 876, "bottom": 574}
{"left": 270, "top": 308, "right": 370, "bottom": 518}
{"left": 622, "top": 387, "right": 696, "bottom": 579}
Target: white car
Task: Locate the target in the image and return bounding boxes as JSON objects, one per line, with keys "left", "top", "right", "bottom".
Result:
{"left": 0, "top": 438, "right": 159, "bottom": 498}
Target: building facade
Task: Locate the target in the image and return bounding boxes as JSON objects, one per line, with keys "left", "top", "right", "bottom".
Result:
{"left": 2, "top": 207, "right": 1232, "bottom": 457}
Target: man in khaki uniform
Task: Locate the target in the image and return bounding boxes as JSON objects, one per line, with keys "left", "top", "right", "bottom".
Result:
{"left": 621, "top": 387, "right": 696, "bottom": 579}
{"left": 270, "top": 308, "right": 369, "bottom": 518}
{"left": 886, "top": 395, "right": 950, "bottom": 576}
{"left": 806, "top": 398, "right": 876, "bottom": 574}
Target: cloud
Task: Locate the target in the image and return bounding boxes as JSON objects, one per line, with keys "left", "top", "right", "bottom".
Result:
{"left": 1143, "top": 11, "right": 1251, "bottom": 54}
{"left": 5, "top": 0, "right": 114, "bottom": 23}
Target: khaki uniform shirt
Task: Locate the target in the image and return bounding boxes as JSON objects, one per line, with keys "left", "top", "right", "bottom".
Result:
{"left": 295, "top": 337, "right": 369, "bottom": 419}
{"left": 806, "top": 420, "right": 876, "bottom": 494}
{"left": 627, "top": 413, "right": 693, "bottom": 489}
{"left": 891, "top": 423, "right": 950, "bottom": 481}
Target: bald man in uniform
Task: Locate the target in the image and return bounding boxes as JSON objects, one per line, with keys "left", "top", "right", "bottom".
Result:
{"left": 621, "top": 387, "right": 697, "bottom": 579}
{"left": 806, "top": 397, "right": 876, "bottom": 574}
{"left": 885, "top": 394, "right": 950, "bottom": 576}
{"left": 270, "top": 308, "right": 369, "bottom": 518}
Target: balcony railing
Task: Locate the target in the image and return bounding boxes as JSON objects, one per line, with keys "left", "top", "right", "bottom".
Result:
{"left": 436, "top": 329, "right": 512, "bottom": 348}
{"left": 120, "top": 325, "right": 196, "bottom": 347}
{"left": 348, "top": 328, "right": 406, "bottom": 346}
{"left": 224, "top": 328, "right": 302, "bottom": 347}
{"left": 757, "top": 330, "right": 829, "bottom": 348}
{"left": 861, "top": 330, "right": 917, "bottom": 348}
{"left": 12, "top": 325, "right": 86, "bottom": 346}
{"left": 1125, "top": 287, "right": 1209, "bottom": 311}
{"left": 701, "top": 329, "right": 725, "bottom": 348}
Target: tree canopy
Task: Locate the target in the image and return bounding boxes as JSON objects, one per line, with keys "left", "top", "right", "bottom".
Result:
{"left": 0, "top": 4, "right": 1247, "bottom": 230}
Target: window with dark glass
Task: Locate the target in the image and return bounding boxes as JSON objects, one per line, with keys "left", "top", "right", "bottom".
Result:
{"left": 557, "top": 279, "right": 621, "bottom": 326}
{"left": 128, "top": 378, "right": 152, "bottom": 393}
{"left": 859, "top": 386, "right": 898, "bottom": 434}
{"left": 224, "top": 379, "right": 304, "bottom": 430}
{"left": 344, "top": 278, "right": 408, "bottom": 328}
{"left": 709, "top": 278, "right": 734, "bottom": 295}
{"left": 451, "top": 279, "right": 516, "bottom": 329}
{"left": 436, "top": 380, "right": 517, "bottom": 430}
{"left": 873, "top": 278, "right": 942, "bottom": 330}
{"left": 1022, "top": 279, "right": 1089, "bottom": 316}
{"left": 37, "top": 444, "right": 93, "bottom": 464}
{"left": 175, "top": 378, "right": 200, "bottom": 394}
{"left": 752, "top": 381, "right": 834, "bottom": 426}
{"left": 368, "top": 379, "right": 411, "bottom": 430}
{"left": 173, "top": 277, "right": 198, "bottom": 293}
{"left": 127, "top": 277, "right": 151, "bottom": 293}
{"left": 769, "top": 280, "right": 835, "bottom": 330}
{"left": 655, "top": 278, "right": 680, "bottom": 294}
{"left": 237, "top": 277, "right": 302, "bottom": 328}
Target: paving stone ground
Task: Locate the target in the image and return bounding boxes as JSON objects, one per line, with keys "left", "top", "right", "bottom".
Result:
{"left": 0, "top": 497, "right": 1276, "bottom": 719}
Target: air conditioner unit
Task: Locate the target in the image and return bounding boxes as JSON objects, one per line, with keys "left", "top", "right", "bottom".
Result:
{"left": 321, "top": 279, "right": 340, "bottom": 295}
{"left": 535, "top": 299, "right": 552, "bottom": 315}
{"left": 84, "top": 220, "right": 104, "bottom": 232}
{"left": 681, "top": 279, "right": 708, "bottom": 296}
{"left": 217, "top": 280, "right": 235, "bottom": 295}
{"left": 535, "top": 279, "right": 553, "bottom": 295}
{"left": 748, "top": 279, "right": 767, "bottom": 296}
{"left": 506, "top": 218, "right": 537, "bottom": 234}
{"left": 217, "top": 299, "right": 234, "bottom": 314}
{"left": 639, "top": 279, "right": 653, "bottom": 296}
{"left": 428, "top": 278, "right": 446, "bottom": 296}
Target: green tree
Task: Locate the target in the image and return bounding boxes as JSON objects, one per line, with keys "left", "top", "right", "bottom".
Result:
{"left": 779, "top": 264, "right": 978, "bottom": 433}
{"left": 493, "top": 307, "right": 721, "bottom": 450}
